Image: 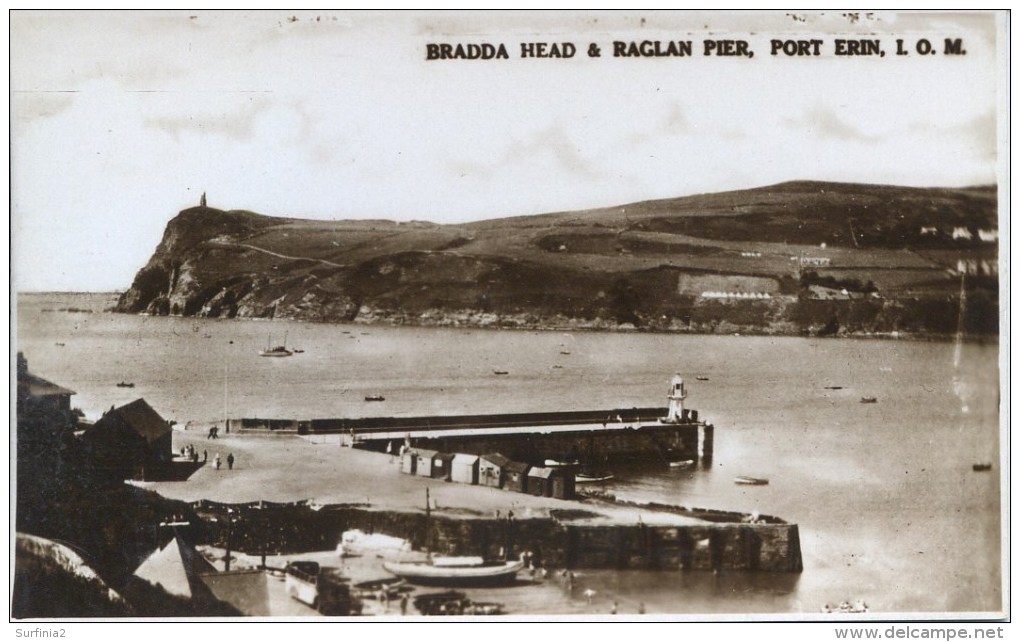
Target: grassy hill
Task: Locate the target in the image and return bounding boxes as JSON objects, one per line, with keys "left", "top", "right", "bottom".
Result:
{"left": 115, "top": 181, "right": 999, "bottom": 338}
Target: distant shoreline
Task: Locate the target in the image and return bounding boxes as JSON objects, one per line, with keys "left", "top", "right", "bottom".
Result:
{"left": 16, "top": 292, "right": 998, "bottom": 345}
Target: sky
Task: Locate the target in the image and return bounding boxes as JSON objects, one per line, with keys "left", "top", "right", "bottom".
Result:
{"left": 10, "top": 10, "right": 1004, "bottom": 292}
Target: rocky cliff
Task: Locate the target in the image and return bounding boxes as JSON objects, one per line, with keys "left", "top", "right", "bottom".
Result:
{"left": 116, "top": 182, "right": 999, "bottom": 337}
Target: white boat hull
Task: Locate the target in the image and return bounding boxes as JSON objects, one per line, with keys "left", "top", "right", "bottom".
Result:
{"left": 382, "top": 558, "right": 524, "bottom": 587}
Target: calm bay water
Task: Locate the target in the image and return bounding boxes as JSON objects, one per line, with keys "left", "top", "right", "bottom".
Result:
{"left": 16, "top": 293, "right": 1003, "bottom": 616}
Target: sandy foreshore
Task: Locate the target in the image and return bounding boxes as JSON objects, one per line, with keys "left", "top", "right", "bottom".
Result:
{"left": 140, "top": 429, "right": 709, "bottom": 528}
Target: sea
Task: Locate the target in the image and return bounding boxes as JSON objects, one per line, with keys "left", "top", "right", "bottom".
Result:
{"left": 15, "top": 292, "right": 1004, "bottom": 617}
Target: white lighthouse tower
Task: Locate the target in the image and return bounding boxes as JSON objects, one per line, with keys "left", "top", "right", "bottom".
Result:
{"left": 666, "top": 374, "right": 687, "bottom": 423}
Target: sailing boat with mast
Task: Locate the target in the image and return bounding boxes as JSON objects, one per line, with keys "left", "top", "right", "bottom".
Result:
{"left": 382, "top": 488, "right": 525, "bottom": 586}
{"left": 260, "top": 331, "right": 293, "bottom": 357}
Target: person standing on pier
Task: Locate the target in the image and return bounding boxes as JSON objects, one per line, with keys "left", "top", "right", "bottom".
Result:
{"left": 227, "top": 453, "right": 235, "bottom": 470}
{"left": 214, "top": 454, "right": 221, "bottom": 470}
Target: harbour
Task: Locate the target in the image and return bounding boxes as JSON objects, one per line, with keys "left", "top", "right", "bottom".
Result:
{"left": 15, "top": 293, "right": 1002, "bottom": 615}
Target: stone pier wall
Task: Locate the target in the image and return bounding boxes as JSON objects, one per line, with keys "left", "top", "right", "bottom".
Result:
{"left": 192, "top": 500, "right": 802, "bottom": 573}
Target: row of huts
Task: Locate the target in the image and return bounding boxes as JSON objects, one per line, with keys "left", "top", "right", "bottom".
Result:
{"left": 399, "top": 449, "right": 575, "bottom": 499}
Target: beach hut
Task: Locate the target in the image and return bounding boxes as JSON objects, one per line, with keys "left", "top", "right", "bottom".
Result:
{"left": 415, "top": 448, "right": 439, "bottom": 478}
{"left": 479, "top": 453, "right": 512, "bottom": 488}
{"left": 431, "top": 452, "right": 455, "bottom": 481}
{"left": 450, "top": 454, "right": 480, "bottom": 485}
{"left": 504, "top": 460, "right": 530, "bottom": 493}
{"left": 527, "top": 466, "right": 555, "bottom": 497}
{"left": 400, "top": 449, "right": 417, "bottom": 475}
{"left": 550, "top": 469, "right": 576, "bottom": 499}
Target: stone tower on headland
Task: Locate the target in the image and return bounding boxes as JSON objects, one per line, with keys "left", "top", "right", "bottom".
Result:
{"left": 200, "top": 192, "right": 207, "bottom": 207}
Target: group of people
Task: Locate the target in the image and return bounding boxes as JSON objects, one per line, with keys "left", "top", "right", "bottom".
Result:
{"left": 179, "top": 444, "right": 206, "bottom": 463}
{"left": 212, "top": 452, "right": 235, "bottom": 470}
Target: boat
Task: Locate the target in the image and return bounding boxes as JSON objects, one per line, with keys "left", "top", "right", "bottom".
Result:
{"left": 493, "top": 370, "right": 509, "bottom": 375}
{"left": 859, "top": 397, "right": 878, "bottom": 404}
{"left": 972, "top": 463, "right": 993, "bottom": 472}
{"left": 669, "top": 459, "right": 695, "bottom": 469}
{"left": 734, "top": 476, "right": 769, "bottom": 486}
{"left": 695, "top": 376, "right": 709, "bottom": 381}
{"left": 559, "top": 350, "right": 571, "bottom": 355}
{"left": 364, "top": 395, "right": 386, "bottom": 402}
{"left": 293, "top": 349, "right": 305, "bottom": 354}
{"left": 382, "top": 555, "right": 525, "bottom": 587}
{"left": 382, "top": 488, "right": 524, "bottom": 587}
{"left": 544, "top": 459, "right": 578, "bottom": 468}
{"left": 824, "top": 386, "right": 844, "bottom": 390}
{"left": 116, "top": 381, "right": 135, "bottom": 388}
{"left": 575, "top": 472, "right": 614, "bottom": 483}
{"left": 260, "top": 333, "right": 293, "bottom": 357}
{"left": 337, "top": 529, "right": 411, "bottom": 558}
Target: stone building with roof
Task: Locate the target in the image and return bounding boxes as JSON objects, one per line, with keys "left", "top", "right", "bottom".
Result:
{"left": 82, "top": 398, "right": 173, "bottom": 480}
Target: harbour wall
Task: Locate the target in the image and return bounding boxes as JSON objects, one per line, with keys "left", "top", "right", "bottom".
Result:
{"left": 225, "top": 408, "right": 714, "bottom": 466}
{"left": 191, "top": 500, "right": 801, "bottom": 573}
{"left": 389, "top": 423, "right": 707, "bottom": 467}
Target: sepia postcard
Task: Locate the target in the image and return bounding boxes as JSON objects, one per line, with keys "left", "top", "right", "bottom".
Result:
{"left": 9, "top": 9, "right": 1008, "bottom": 634}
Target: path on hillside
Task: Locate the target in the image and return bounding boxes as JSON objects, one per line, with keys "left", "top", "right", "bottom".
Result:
{"left": 207, "top": 240, "right": 346, "bottom": 268}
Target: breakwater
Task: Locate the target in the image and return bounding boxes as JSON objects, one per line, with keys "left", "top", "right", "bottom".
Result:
{"left": 225, "top": 408, "right": 714, "bottom": 466}
{"left": 190, "top": 499, "right": 802, "bottom": 573}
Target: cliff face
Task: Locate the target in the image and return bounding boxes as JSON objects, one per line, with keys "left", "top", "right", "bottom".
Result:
{"left": 115, "top": 183, "right": 999, "bottom": 337}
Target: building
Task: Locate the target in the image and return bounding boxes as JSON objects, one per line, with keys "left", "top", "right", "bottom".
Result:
{"left": 503, "top": 461, "right": 530, "bottom": 493}
{"left": 977, "top": 229, "right": 998, "bottom": 243}
{"left": 134, "top": 531, "right": 218, "bottom": 599}
{"left": 951, "top": 227, "right": 973, "bottom": 241}
{"left": 478, "top": 453, "right": 512, "bottom": 488}
{"left": 431, "top": 452, "right": 455, "bottom": 481}
{"left": 550, "top": 469, "right": 576, "bottom": 500}
{"left": 956, "top": 259, "right": 998, "bottom": 277}
{"left": 399, "top": 449, "right": 417, "bottom": 475}
{"left": 450, "top": 454, "right": 479, "bottom": 485}
{"left": 16, "top": 352, "right": 75, "bottom": 428}
{"left": 414, "top": 449, "right": 439, "bottom": 477}
{"left": 527, "top": 467, "right": 555, "bottom": 497}
{"left": 799, "top": 256, "right": 831, "bottom": 267}
{"left": 82, "top": 398, "right": 173, "bottom": 480}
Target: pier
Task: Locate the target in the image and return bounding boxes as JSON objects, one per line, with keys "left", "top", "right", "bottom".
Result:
{"left": 226, "top": 376, "right": 715, "bottom": 466}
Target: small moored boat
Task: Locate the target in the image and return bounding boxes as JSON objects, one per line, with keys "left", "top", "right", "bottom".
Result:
{"left": 544, "top": 459, "right": 578, "bottom": 468}
{"left": 260, "top": 333, "right": 293, "bottom": 357}
{"left": 734, "top": 476, "right": 769, "bottom": 486}
{"left": 859, "top": 397, "right": 878, "bottom": 404}
{"left": 382, "top": 555, "right": 525, "bottom": 587}
{"left": 972, "top": 463, "right": 993, "bottom": 472}
{"left": 669, "top": 459, "right": 694, "bottom": 469}
{"left": 364, "top": 395, "right": 386, "bottom": 402}
{"left": 116, "top": 381, "right": 135, "bottom": 388}
{"left": 493, "top": 370, "right": 509, "bottom": 375}
{"left": 575, "top": 472, "right": 614, "bottom": 483}
{"left": 383, "top": 488, "right": 524, "bottom": 587}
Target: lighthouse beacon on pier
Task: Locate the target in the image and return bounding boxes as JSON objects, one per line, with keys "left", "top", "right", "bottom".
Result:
{"left": 666, "top": 374, "right": 687, "bottom": 423}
